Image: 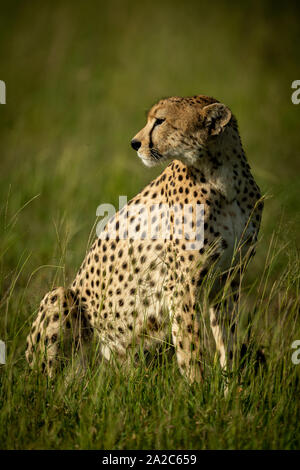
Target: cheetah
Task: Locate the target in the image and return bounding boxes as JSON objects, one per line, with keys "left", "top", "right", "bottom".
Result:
{"left": 25, "top": 95, "right": 263, "bottom": 383}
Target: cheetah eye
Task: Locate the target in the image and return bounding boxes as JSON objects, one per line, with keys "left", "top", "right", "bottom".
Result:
{"left": 154, "top": 118, "right": 165, "bottom": 126}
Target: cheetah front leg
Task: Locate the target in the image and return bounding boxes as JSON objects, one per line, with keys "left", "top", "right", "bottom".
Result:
{"left": 170, "top": 285, "right": 203, "bottom": 384}
{"left": 209, "top": 301, "right": 237, "bottom": 373}
{"left": 25, "top": 287, "right": 89, "bottom": 376}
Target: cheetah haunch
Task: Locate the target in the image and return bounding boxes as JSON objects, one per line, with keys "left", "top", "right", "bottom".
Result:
{"left": 26, "top": 95, "right": 263, "bottom": 382}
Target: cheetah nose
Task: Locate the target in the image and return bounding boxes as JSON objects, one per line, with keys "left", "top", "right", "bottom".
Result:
{"left": 131, "top": 139, "right": 141, "bottom": 151}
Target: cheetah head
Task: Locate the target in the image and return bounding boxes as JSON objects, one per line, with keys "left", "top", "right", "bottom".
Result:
{"left": 131, "top": 95, "right": 233, "bottom": 167}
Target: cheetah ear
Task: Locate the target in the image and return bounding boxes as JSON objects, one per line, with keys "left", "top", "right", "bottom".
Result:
{"left": 202, "top": 103, "right": 232, "bottom": 136}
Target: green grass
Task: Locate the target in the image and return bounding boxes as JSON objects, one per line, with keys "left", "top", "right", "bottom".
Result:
{"left": 0, "top": 239, "right": 299, "bottom": 450}
{"left": 0, "top": 0, "right": 299, "bottom": 450}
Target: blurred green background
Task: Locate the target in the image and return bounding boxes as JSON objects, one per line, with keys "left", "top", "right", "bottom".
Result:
{"left": 0, "top": 0, "right": 299, "bottom": 302}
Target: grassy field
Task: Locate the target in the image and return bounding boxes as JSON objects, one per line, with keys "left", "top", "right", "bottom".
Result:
{"left": 0, "top": 0, "right": 299, "bottom": 449}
